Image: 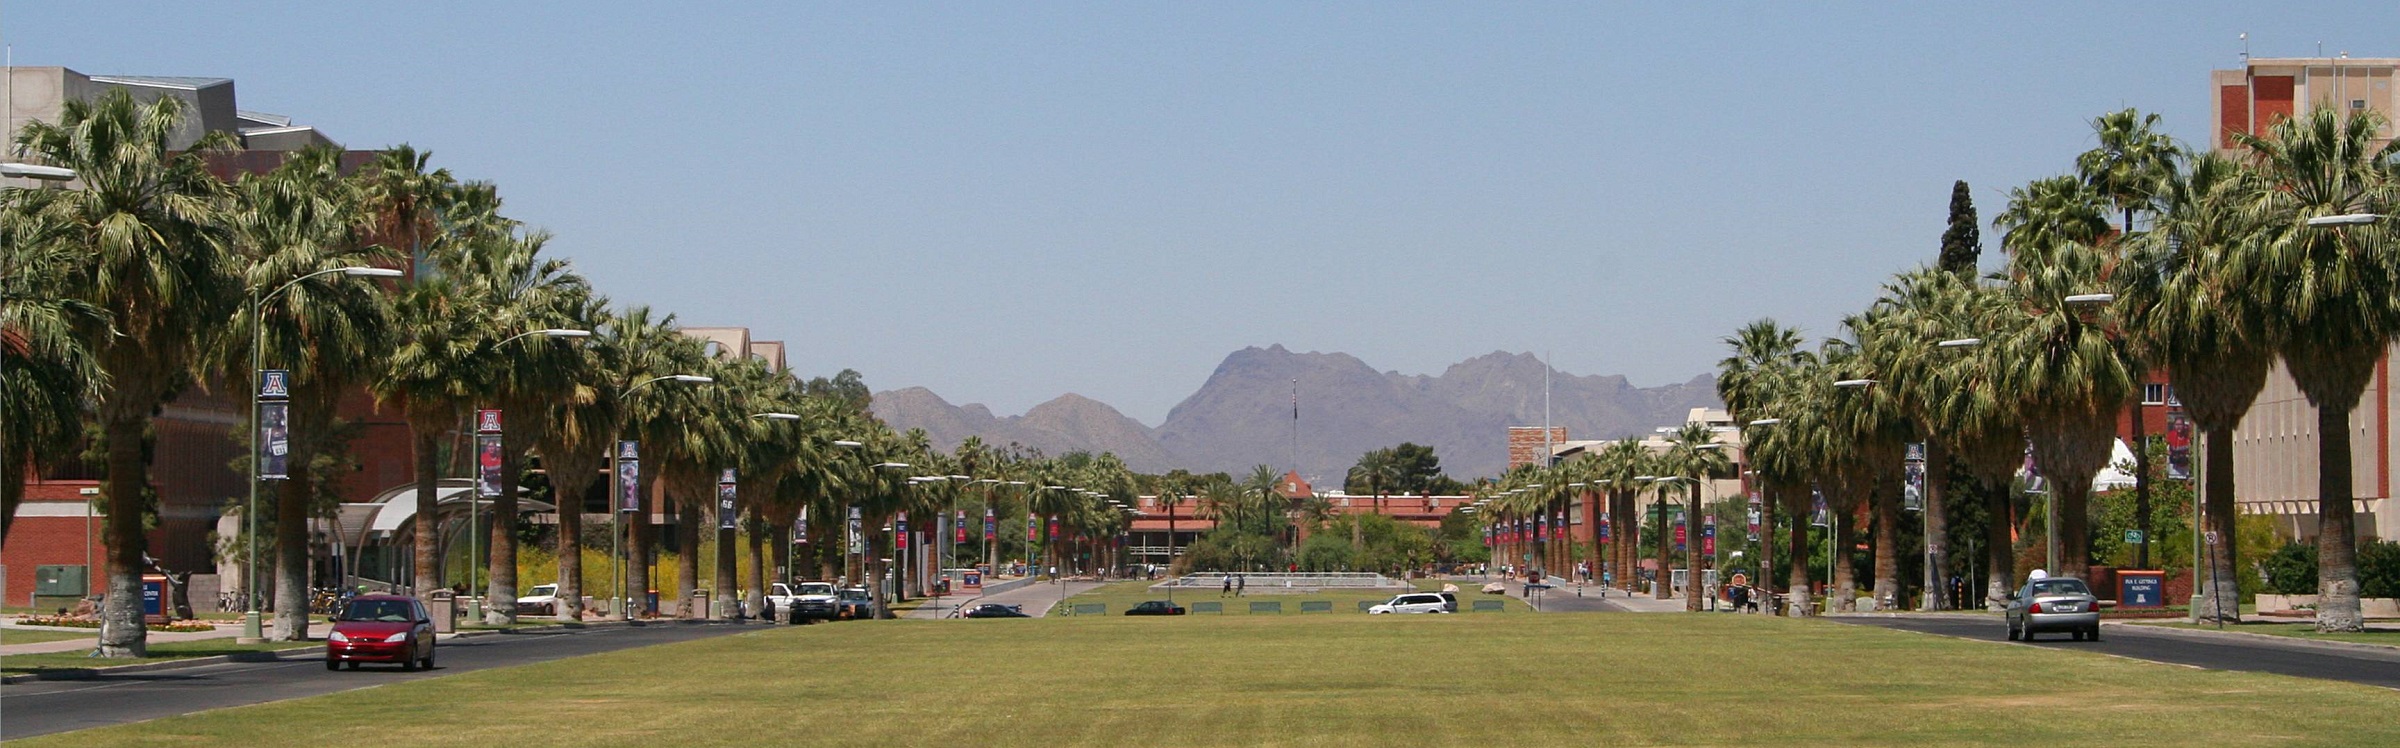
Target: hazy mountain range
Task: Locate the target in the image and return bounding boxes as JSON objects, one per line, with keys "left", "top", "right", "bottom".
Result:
{"left": 870, "top": 345, "right": 1721, "bottom": 483}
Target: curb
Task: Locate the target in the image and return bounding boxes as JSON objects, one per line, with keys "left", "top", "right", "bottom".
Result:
{"left": 1, "top": 619, "right": 748, "bottom": 684}
{"left": 2, "top": 647, "right": 318, "bottom": 684}
{"left": 2108, "top": 620, "right": 2400, "bottom": 654}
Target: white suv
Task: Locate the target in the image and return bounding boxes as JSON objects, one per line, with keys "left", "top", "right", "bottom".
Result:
{"left": 1368, "top": 592, "right": 1453, "bottom": 614}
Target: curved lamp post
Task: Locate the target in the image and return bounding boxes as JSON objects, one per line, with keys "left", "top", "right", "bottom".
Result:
{"left": 607, "top": 373, "right": 709, "bottom": 619}
{"left": 242, "top": 265, "right": 403, "bottom": 641}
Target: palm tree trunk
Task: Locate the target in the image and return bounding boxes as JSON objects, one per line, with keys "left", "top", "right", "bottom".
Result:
{"left": 1872, "top": 473, "right": 1901, "bottom": 611}
{"left": 2314, "top": 402, "right": 2366, "bottom": 631}
{"left": 1653, "top": 496, "right": 1673, "bottom": 600}
{"left": 1983, "top": 478, "right": 2014, "bottom": 611}
{"left": 484, "top": 428, "right": 525, "bottom": 625}
{"left": 1924, "top": 442, "right": 1949, "bottom": 610}
{"left": 713, "top": 516, "right": 737, "bottom": 621}
{"left": 1784, "top": 488, "right": 1811, "bottom": 616}
{"left": 1831, "top": 491, "right": 1858, "bottom": 612}
{"left": 97, "top": 414, "right": 151, "bottom": 657}
{"left": 2198, "top": 430, "right": 2239, "bottom": 623}
{"left": 1685, "top": 488, "right": 1706, "bottom": 612}
{"left": 272, "top": 459, "right": 313, "bottom": 640}
{"left": 411, "top": 425, "right": 444, "bottom": 595}
{"left": 627, "top": 469, "right": 655, "bottom": 616}
{"left": 743, "top": 504, "right": 766, "bottom": 619}
{"left": 675, "top": 483, "right": 702, "bottom": 618}
{"left": 555, "top": 481, "right": 585, "bottom": 621}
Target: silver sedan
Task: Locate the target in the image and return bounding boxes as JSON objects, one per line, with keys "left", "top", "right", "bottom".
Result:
{"left": 2006, "top": 577, "right": 2102, "bottom": 642}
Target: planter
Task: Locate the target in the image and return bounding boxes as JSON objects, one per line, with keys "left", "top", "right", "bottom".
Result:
{"left": 2365, "top": 598, "right": 2400, "bottom": 618}
{"left": 2256, "top": 593, "right": 2318, "bottom": 612}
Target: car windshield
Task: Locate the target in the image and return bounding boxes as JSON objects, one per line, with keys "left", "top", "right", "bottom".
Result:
{"left": 800, "top": 583, "right": 834, "bottom": 595}
{"left": 838, "top": 589, "right": 870, "bottom": 601}
{"left": 2029, "top": 579, "right": 2090, "bottom": 597}
{"left": 529, "top": 585, "right": 556, "bottom": 596}
{"left": 342, "top": 600, "right": 414, "bottom": 622}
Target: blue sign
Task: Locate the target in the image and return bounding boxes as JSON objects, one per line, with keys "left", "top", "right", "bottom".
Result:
{"left": 142, "top": 578, "right": 164, "bottom": 617}
{"left": 2120, "top": 574, "right": 2163, "bottom": 608}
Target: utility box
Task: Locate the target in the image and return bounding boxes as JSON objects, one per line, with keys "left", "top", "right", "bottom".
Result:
{"left": 2118, "top": 570, "right": 2165, "bottom": 608}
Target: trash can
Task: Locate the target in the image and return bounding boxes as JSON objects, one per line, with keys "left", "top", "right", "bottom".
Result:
{"left": 425, "top": 590, "right": 457, "bottom": 634}
{"left": 689, "top": 590, "right": 711, "bottom": 619}
{"left": 644, "top": 590, "right": 659, "bottom": 617}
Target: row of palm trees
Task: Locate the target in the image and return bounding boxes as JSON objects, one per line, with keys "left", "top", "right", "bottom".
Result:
{"left": 1474, "top": 106, "right": 2396, "bottom": 632}
{"left": 0, "top": 90, "right": 1158, "bottom": 656}
{"left": 1475, "top": 426, "right": 1731, "bottom": 612}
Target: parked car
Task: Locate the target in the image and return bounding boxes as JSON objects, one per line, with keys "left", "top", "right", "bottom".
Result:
{"left": 963, "top": 603, "right": 1028, "bottom": 618}
{"left": 1125, "top": 600, "right": 1186, "bottom": 616}
{"left": 772, "top": 582, "right": 840, "bottom": 623}
{"left": 326, "top": 594, "right": 436, "bottom": 671}
{"left": 834, "top": 586, "right": 876, "bottom": 620}
{"left": 515, "top": 583, "right": 561, "bottom": 616}
{"left": 1368, "top": 592, "right": 1453, "bottom": 615}
{"left": 2006, "top": 576, "right": 2102, "bottom": 642}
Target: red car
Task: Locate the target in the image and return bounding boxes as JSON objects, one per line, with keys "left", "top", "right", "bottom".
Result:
{"left": 325, "top": 594, "right": 437, "bottom": 671}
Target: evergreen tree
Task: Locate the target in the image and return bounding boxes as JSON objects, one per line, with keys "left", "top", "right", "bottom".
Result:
{"left": 1938, "top": 180, "right": 1980, "bottom": 274}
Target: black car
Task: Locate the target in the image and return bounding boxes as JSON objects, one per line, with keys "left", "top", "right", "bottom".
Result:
{"left": 963, "top": 603, "right": 1028, "bottom": 619}
{"left": 1125, "top": 600, "right": 1186, "bottom": 616}
{"left": 834, "top": 587, "right": 876, "bottom": 620}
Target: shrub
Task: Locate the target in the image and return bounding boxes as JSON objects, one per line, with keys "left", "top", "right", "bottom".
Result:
{"left": 2261, "top": 541, "right": 2316, "bottom": 595}
{"left": 2359, "top": 540, "right": 2400, "bottom": 599}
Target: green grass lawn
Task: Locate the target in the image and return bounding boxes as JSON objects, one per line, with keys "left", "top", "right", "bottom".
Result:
{"left": 2, "top": 639, "right": 318, "bottom": 676}
{"left": 2133, "top": 620, "right": 2400, "bottom": 647}
{"left": 1050, "top": 578, "right": 1531, "bottom": 616}
{"left": 23, "top": 613, "right": 2400, "bottom": 746}
{"left": 1, "top": 629, "right": 99, "bottom": 645}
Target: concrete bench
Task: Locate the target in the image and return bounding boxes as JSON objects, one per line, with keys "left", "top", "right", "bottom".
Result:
{"left": 1249, "top": 601, "right": 1283, "bottom": 614}
{"left": 1070, "top": 603, "right": 1105, "bottom": 616}
{"left": 1191, "top": 601, "right": 1223, "bottom": 614}
{"left": 1471, "top": 599, "right": 1507, "bottom": 613}
{"left": 1299, "top": 600, "right": 1333, "bottom": 613}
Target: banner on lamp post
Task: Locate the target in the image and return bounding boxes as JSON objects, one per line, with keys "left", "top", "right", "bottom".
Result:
{"left": 615, "top": 441, "right": 639, "bottom": 513}
{"left": 796, "top": 507, "right": 809, "bottom": 544}
{"left": 1810, "top": 487, "right": 1829, "bottom": 527}
{"left": 475, "top": 409, "right": 504, "bottom": 499}
{"left": 1598, "top": 511, "right": 1611, "bottom": 541}
{"left": 1674, "top": 514, "right": 1686, "bottom": 551}
{"left": 1703, "top": 513, "right": 1717, "bottom": 557}
{"left": 1746, "top": 492, "right": 1763, "bottom": 542}
{"left": 956, "top": 510, "right": 966, "bottom": 543}
{"left": 257, "top": 370, "right": 290, "bottom": 481}
{"left": 2166, "top": 408, "right": 2194, "bottom": 481}
{"left": 848, "top": 505, "right": 862, "bottom": 555}
{"left": 1902, "top": 442, "right": 1925, "bottom": 512}
{"left": 983, "top": 506, "right": 995, "bottom": 540}
{"left": 717, "top": 468, "right": 737, "bottom": 531}
{"left": 895, "top": 513, "right": 909, "bottom": 549}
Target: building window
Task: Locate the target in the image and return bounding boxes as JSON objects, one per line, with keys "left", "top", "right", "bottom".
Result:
{"left": 2143, "top": 383, "right": 2175, "bottom": 406}
{"left": 2354, "top": 99, "right": 2369, "bottom": 110}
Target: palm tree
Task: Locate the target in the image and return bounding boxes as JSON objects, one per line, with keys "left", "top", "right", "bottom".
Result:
{"left": 1588, "top": 438, "right": 1650, "bottom": 595}
{"left": 1996, "top": 174, "right": 2136, "bottom": 585}
{"left": 2238, "top": 107, "right": 2400, "bottom": 632}
{"left": 2076, "top": 109, "right": 2181, "bottom": 569}
{"left": 2118, "top": 150, "right": 2272, "bottom": 622}
{"left": 359, "top": 148, "right": 464, "bottom": 597}
{"left": 1718, "top": 319, "right": 1808, "bottom": 608}
{"left": 223, "top": 146, "right": 398, "bottom": 640}
{"left": 447, "top": 228, "right": 591, "bottom": 624}
{"left": 18, "top": 90, "right": 241, "bottom": 656}
{"left": 1661, "top": 422, "right": 1733, "bottom": 611}
{"left": 0, "top": 187, "right": 105, "bottom": 544}
{"left": 529, "top": 296, "right": 616, "bottom": 620}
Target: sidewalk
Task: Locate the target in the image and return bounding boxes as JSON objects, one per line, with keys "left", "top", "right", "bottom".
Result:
{"left": 0, "top": 622, "right": 242, "bottom": 656}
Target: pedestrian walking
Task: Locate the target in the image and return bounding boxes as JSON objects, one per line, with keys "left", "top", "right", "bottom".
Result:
{"left": 1222, "top": 574, "right": 1233, "bottom": 597}
{"left": 1236, "top": 575, "right": 1246, "bottom": 596}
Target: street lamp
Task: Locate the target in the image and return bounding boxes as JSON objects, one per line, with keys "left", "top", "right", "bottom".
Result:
{"left": 608, "top": 372, "right": 710, "bottom": 619}
{"left": 241, "top": 265, "right": 403, "bottom": 641}
{"left": 1833, "top": 379, "right": 1875, "bottom": 388}
{"left": 1936, "top": 338, "right": 1982, "bottom": 348}
{"left": 2063, "top": 293, "right": 2114, "bottom": 305}
{"left": 2304, "top": 213, "right": 2384, "bottom": 226}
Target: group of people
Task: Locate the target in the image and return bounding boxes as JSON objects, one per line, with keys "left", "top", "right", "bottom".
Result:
{"left": 1218, "top": 574, "right": 1247, "bottom": 596}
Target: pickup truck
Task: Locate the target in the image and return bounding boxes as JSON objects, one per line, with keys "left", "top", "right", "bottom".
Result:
{"left": 770, "top": 581, "right": 839, "bottom": 623}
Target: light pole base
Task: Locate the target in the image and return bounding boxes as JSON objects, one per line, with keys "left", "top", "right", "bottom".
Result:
{"left": 241, "top": 610, "right": 263, "bottom": 640}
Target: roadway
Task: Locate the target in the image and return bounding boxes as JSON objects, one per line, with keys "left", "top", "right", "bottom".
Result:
{"left": 1835, "top": 615, "right": 2400, "bottom": 690}
{"left": 0, "top": 620, "right": 750, "bottom": 740}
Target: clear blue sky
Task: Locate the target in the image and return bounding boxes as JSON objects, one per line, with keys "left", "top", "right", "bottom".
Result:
{"left": 12, "top": 3, "right": 2393, "bottom": 424}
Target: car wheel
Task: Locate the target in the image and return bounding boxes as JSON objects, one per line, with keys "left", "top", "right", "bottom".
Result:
{"left": 402, "top": 650, "right": 420, "bottom": 672}
{"left": 2070, "top": 629, "right": 2084, "bottom": 641}
{"left": 2087, "top": 626, "right": 2101, "bottom": 642}
{"left": 345, "top": 661, "right": 359, "bottom": 670}
{"left": 325, "top": 659, "right": 339, "bottom": 671}
{"left": 2005, "top": 621, "right": 2018, "bottom": 641}
{"left": 423, "top": 651, "right": 436, "bottom": 669}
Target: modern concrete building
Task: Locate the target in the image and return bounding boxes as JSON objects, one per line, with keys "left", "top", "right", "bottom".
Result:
{"left": 2206, "top": 56, "right": 2398, "bottom": 545}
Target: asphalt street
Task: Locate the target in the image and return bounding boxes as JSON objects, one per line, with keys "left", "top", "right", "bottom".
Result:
{"left": 0, "top": 620, "right": 751, "bottom": 740}
{"left": 1836, "top": 615, "right": 2400, "bottom": 690}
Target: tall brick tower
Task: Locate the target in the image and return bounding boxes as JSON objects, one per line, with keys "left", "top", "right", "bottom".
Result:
{"left": 1507, "top": 426, "right": 1569, "bottom": 469}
